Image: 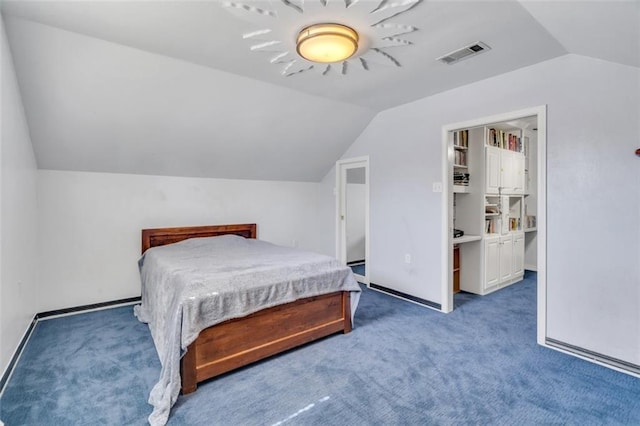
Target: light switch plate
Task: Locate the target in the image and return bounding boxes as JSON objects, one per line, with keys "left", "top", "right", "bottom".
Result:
{"left": 432, "top": 182, "right": 443, "bottom": 192}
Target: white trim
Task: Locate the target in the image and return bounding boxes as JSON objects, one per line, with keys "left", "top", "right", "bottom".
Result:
{"left": 535, "top": 106, "right": 547, "bottom": 345}
{"left": 37, "top": 300, "right": 140, "bottom": 321}
{"left": 542, "top": 343, "right": 640, "bottom": 379}
{"left": 0, "top": 318, "right": 36, "bottom": 398}
{"left": 441, "top": 106, "right": 547, "bottom": 326}
{"left": 335, "top": 156, "right": 370, "bottom": 285}
{"left": 368, "top": 287, "right": 442, "bottom": 312}
{"left": 0, "top": 300, "right": 140, "bottom": 397}
{"left": 441, "top": 126, "right": 453, "bottom": 313}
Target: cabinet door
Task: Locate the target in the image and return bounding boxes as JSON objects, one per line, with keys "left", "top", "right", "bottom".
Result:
{"left": 500, "top": 150, "right": 514, "bottom": 193}
{"left": 513, "top": 153, "right": 525, "bottom": 194}
{"left": 485, "top": 146, "right": 501, "bottom": 194}
{"left": 484, "top": 237, "right": 500, "bottom": 289}
{"left": 512, "top": 232, "right": 525, "bottom": 277}
{"left": 499, "top": 235, "right": 513, "bottom": 282}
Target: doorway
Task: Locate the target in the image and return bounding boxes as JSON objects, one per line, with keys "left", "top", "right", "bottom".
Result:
{"left": 336, "top": 156, "right": 370, "bottom": 285}
{"left": 441, "top": 106, "right": 547, "bottom": 345}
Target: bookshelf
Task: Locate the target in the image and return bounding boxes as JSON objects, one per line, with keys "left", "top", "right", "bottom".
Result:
{"left": 484, "top": 125, "right": 525, "bottom": 195}
{"left": 453, "top": 129, "right": 470, "bottom": 191}
{"left": 452, "top": 122, "right": 527, "bottom": 297}
{"left": 485, "top": 126, "right": 523, "bottom": 152}
{"left": 451, "top": 127, "right": 483, "bottom": 298}
{"left": 484, "top": 195, "right": 500, "bottom": 236}
{"left": 481, "top": 124, "right": 526, "bottom": 293}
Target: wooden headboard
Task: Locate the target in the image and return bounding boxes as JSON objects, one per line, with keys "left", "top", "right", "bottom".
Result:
{"left": 141, "top": 224, "right": 257, "bottom": 254}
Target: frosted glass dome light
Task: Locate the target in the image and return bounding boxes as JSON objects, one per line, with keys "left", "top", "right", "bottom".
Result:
{"left": 296, "top": 23, "right": 359, "bottom": 63}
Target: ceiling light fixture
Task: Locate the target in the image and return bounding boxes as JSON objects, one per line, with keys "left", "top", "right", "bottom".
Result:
{"left": 222, "top": 0, "right": 422, "bottom": 77}
{"left": 296, "top": 23, "right": 358, "bottom": 63}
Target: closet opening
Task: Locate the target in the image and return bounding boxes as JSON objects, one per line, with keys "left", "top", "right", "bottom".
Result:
{"left": 336, "top": 156, "right": 370, "bottom": 285}
{"left": 440, "top": 107, "right": 546, "bottom": 346}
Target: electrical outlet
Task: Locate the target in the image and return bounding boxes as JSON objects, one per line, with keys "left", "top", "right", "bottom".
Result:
{"left": 405, "top": 254, "right": 411, "bottom": 264}
{"left": 292, "top": 239, "right": 299, "bottom": 248}
{"left": 432, "top": 182, "right": 443, "bottom": 193}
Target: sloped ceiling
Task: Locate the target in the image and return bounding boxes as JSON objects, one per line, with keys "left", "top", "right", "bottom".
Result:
{"left": 1, "top": 0, "right": 638, "bottom": 182}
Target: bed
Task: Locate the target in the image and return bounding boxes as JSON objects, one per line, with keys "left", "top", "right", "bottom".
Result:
{"left": 135, "top": 224, "right": 361, "bottom": 425}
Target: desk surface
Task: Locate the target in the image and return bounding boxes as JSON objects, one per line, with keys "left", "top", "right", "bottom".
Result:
{"left": 453, "top": 234, "right": 482, "bottom": 244}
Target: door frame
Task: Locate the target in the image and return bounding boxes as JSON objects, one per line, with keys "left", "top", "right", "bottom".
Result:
{"left": 336, "top": 156, "right": 370, "bottom": 285}
{"left": 440, "top": 106, "right": 547, "bottom": 344}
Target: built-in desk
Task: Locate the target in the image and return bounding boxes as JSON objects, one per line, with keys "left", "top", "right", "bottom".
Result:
{"left": 453, "top": 234, "right": 482, "bottom": 294}
{"left": 453, "top": 234, "right": 482, "bottom": 244}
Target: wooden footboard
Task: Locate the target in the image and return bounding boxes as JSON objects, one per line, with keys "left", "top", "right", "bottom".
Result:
{"left": 181, "top": 291, "right": 351, "bottom": 394}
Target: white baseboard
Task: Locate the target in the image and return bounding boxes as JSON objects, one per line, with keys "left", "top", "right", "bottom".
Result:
{"left": 0, "top": 316, "right": 37, "bottom": 397}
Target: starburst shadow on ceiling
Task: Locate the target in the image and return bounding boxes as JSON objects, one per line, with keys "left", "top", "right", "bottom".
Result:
{"left": 222, "top": 0, "right": 422, "bottom": 77}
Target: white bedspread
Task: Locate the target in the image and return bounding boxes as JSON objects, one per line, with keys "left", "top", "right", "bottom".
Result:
{"left": 134, "top": 235, "right": 361, "bottom": 425}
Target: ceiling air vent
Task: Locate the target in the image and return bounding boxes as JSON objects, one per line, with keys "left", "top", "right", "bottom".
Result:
{"left": 436, "top": 41, "right": 491, "bottom": 65}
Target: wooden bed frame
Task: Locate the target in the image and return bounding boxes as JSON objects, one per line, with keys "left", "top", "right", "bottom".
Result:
{"left": 141, "top": 224, "right": 352, "bottom": 394}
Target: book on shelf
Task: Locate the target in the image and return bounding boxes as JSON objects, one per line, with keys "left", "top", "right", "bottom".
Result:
{"left": 453, "top": 129, "right": 469, "bottom": 148}
{"left": 486, "top": 128, "right": 522, "bottom": 152}
{"left": 485, "top": 218, "right": 498, "bottom": 234}
{"left": 525, "top": 215, "right": 537, "bottom": 229}
{"left": 454, "top": 150, "right": 467, "bottom": 166}
{"left": 485, "top": 206, "right": 499, "bottom": 214}
{"left": 453, "top": 171, "right": 470, "bottom": 186}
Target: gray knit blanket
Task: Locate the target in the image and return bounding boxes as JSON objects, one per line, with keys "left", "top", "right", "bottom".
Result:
{"left": 134, "top": 235, "right": 361, "bottom": 425}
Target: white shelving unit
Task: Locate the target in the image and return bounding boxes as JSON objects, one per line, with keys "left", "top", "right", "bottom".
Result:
{"left": 451, "top": 122, "right": 529, "bottom": 297}
{"left": 453, "top": 129, "right": 470, "bottom": 193}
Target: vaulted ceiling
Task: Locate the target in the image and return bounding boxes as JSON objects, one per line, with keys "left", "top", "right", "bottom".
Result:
{"left": 1, "top": 1, "right": 638, "bottom": 182}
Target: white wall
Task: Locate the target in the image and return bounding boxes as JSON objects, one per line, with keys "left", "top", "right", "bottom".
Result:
{"left": 5, "top": 16, "right": 375, "bottom": 183}
{"left": 37, "top": 170, "right": 323, "bottom": 312}
{"left": 0, "top": 16, "right": 39, "bottom": 376}
{"left": 317, "top": 167, "right": 338, "bottom": 258}
{"left": 327, "top": 54, "right": 639, "bottom": 365}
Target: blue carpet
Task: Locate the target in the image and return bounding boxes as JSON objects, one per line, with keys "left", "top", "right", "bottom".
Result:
{"left": 350, "top": 263, "right": 365, "bottom": 277}
{"left": 2, "top": 273, "right": 639, "bottom": 425}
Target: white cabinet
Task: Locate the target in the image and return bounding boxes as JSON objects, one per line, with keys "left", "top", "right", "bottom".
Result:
{"left": 513, "top": 153, "right": 525, "bottom": 194}
{"left": 483, "top": 233, "right": 524, "bottom": 292}
{"left": 485, "top": 141, "right": 525, "bottom": 195}
{"left": 452, "top": 124, "right": 527, "bottom": 297}
{"left": 512, "top": 232, "right": 525, "bottom": 277}
{"left": 484, "top": 236, "right": 500, "bottom": 290}
{"left": 485, "top": 146, "right": 501, "bottom": 194}
{"left": 502, "top": 151, "right": 525, "bottom": 194}
{"left": 499, "top": 235, "right": 513, "bottom": 282}
{"left": 500, "top": 150, "right": 514, "bottom": 193}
